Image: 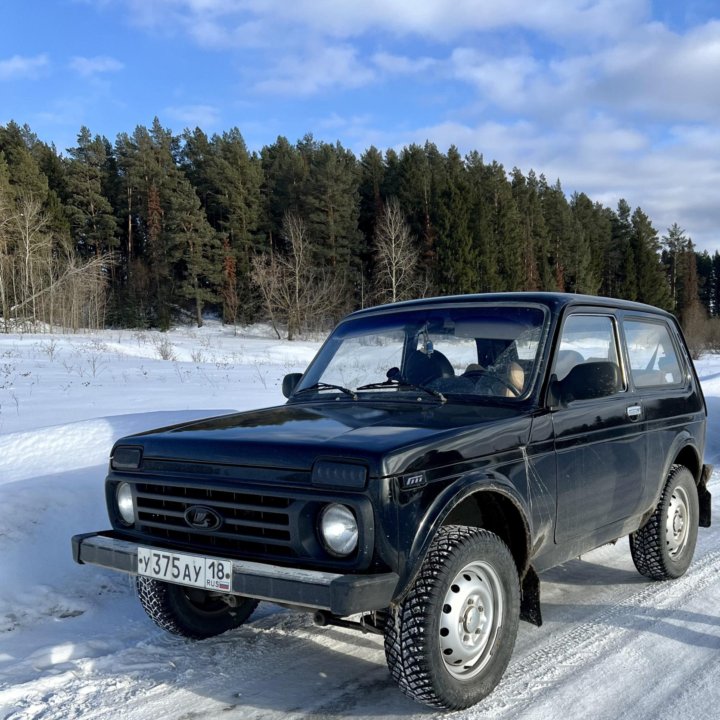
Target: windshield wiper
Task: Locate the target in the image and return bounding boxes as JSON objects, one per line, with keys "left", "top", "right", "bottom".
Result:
{"left": 356, "top": 379, "right": 446, "bottom": 403}
{"left": 293, "top": 382, "right": 358, "bottom": 400}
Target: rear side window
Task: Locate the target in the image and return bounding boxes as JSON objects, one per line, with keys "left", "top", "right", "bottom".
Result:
{"left": 553, "top": 314, "right": 622, "bottom": 385}
{"left": 623, "top": 319, "right": 683, "bottom": 387}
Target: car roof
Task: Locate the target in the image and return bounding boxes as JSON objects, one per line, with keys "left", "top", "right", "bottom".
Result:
{"left": 346, "top": 292, "right": 675, "bottom": 321}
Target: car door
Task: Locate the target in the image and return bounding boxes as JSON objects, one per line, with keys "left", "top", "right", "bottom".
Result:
{"left": 621, "top": 314, "right": 705, "bottom": 510}
{"left": 552, "top": 311, "right": 647, "bottom": 544}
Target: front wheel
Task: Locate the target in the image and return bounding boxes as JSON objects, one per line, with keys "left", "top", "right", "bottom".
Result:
{"left": 630, "top": 465, "right": 699, "bottom": 580}
{"left": 384, "top": 526, "right": 520, "bottom": 710}
{"left": 137, "top": 577, "right": 258, "bottom": 639}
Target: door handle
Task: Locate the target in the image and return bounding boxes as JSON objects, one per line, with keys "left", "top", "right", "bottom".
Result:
{"left": 626, "top": 405, "right": 642, "bottom": 421}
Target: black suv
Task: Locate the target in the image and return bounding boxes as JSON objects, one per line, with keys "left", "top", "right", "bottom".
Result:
{"left": 72, "top": 293, "right": 712, "bottom": 710}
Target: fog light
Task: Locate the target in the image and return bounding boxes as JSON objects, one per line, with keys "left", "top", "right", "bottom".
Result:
{"left": 116, "top": 482, "right": 135, "bottom": 525}
{"left": 319, "top": 503, "right": 358, "bottom": 556}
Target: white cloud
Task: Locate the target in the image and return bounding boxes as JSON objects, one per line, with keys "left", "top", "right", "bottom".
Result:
{"left": 118, "top": 0, "right": 647, "bottom": 42}
{"left": 278, "top": 0, "right": 647, "bottom": 41}
{"left": 253, "top": 45, "right": 375, "bottom": 96}
{"left": 439, "top": 19, "right": 720, "bottom": 129}
{"left": 164, "top": 104, "right": 221, "bottom": 127}
{"left": 69, "top": 56, "right": 124, "bottom": 77}
{"left": 0, "top": 54, "right": 49, "bottom": 81}
{"left": 372, "top": 52, "right": 436, "bottom": 75}
{"left": 450, "top": 49, "right": 541, "bottom": 108}
{"left": 589, "top": 21, "right": 720, "bottom": 121}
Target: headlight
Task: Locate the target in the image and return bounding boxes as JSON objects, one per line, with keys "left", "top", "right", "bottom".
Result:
{"left": 116, "top": 482, "right": 135, "bottom": 525}
{"left": 319, "top": 503, "right": 358, "bottom": 556}
{"left": 111, "top": 446, "right": 142, "bottom": 470}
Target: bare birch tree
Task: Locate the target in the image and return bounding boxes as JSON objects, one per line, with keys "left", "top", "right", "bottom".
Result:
{"left": 14, "top": 194, "right": 52, "bottom": 326}
{"left": 373, "top": 198, "right": 419, "bottom": 304}
{"left": 0, "top": 180, "right": 12, "bottom": 332}
{"left": 252, "top": 212, "right": 346, "bottom": 340}
{"left": 0, "top": 188, "right": 110, "bottom": 333}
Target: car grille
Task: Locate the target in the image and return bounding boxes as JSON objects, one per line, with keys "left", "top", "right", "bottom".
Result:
{"left": 133, "top": 481, "right": 299, "bottom": 561}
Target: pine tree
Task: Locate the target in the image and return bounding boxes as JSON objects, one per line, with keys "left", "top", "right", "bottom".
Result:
{"left": 434, "top": 147, "right": 476, "bottom": 294}
{"left": 357, "top": 146, "right": 387, "bottom": 306}
{"left": 397, "top": 144, "right": 433, "bottom": 285}
{"left": 65, "top": 127, "right": 118, "bottom": 260}
{"left": 0, "top": 122, "right": 49, "bottom": 200}
{"left": 302, "top": 138, "right": 361, "bottom": 271}
{"left": 541, "top": 179, "right": 574, "bottom": 291}
{"left": 382, "top": 148, "right": 401, "bottom": 200}
{"left": 114, "top": 120, "right": 186, "bottom": 326}
{"left": 569, "top": 192, "right": 604, "bottom": 294}
{"left": 184, "top": 128, "right": 264, "bottom": 320}
{"left": 661, "top": 223, "right": 690, "bottom": 309}
{"left": 675, "top": 238, "right": 701, "bottom": 323}
{"left": 511, "top": 169, "right": 547, "bottom": 291}
{"left": 260, "top": 136, "right": 306, "bottom": 250}
{"left": 358, "top": 146, "right": 385, "bottom": 241}
{"left": 630, "top": 207, "right": 672, "bottom": 309}
{"left": 695, "top": 250, "right": 713, "bottom": 316}
{"left": 609, "top": 199, "right": 636, "bottom": 299}
{"left": 712, "top": 251, "right": 720, "bottom": 317}
{"left": 165, "top": 173, "right": 220, "bottom": 327}
{"left": 485, "top": 161, "right": 522, "bottom": 292}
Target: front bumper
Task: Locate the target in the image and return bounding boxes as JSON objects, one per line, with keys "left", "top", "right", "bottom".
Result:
{"left": 72, "top": 531, "right": 399, "bottom": 616}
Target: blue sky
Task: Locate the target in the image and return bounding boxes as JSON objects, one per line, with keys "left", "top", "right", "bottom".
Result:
{"left": 2, "top": 0, "right": 719, "bottom": 251}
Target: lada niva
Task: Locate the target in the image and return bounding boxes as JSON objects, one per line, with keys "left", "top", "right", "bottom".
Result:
{"left": 72, "top": 293, "right": 712, "bottom": 709}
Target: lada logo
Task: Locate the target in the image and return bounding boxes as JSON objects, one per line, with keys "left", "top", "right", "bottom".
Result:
{"left": 184, "top": 505, "right": 223, "bottom": 531}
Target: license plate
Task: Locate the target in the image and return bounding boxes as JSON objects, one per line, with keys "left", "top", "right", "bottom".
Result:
{"left": 137, "top": 547, "right": 233, "bottom": 593}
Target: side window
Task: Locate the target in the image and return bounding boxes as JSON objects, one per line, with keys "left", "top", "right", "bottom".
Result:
{"left": 623, "top": 319, "right": 683, "bottom": 387}
{"left": 553, "top": 315, "right": 623, "bottom": 390}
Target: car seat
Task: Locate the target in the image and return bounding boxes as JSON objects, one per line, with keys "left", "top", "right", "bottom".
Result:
{"left": 405, "top": 349, "right": 454, "bottom": 385}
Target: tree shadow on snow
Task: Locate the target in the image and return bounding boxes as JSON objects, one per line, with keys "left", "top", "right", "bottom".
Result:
{"left": 543, "top": 601, "right": 720, "bottom": 650}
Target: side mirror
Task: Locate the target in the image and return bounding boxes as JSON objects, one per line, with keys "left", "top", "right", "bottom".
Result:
{"left": 282, "top": 373, "right": 303, "bottom": 398}
{"left": 558, "top": 362, "right": 621, "bottom": 404}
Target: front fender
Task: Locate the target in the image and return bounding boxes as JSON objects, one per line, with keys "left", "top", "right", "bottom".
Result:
{"left": 394, "top": 471, "right": 532, "bottom": 602}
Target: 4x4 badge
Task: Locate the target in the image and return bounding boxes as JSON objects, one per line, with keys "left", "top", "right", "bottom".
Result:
{"left": 401, "top": 473, "right": 427, "bottom": 490}
{"left": 184, "top": 505, "right": 223, "bottom": 530}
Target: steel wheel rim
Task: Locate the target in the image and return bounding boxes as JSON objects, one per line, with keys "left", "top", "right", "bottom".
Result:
{"left": 666, "top": 485, "right": 690, "bottom": 558}
{"left": 439, "top": 560, "right": 504, "bottom": 680}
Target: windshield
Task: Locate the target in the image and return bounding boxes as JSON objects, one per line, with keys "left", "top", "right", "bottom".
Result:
{"left": 294, "top": 303, "right": 548, "bottom": 402}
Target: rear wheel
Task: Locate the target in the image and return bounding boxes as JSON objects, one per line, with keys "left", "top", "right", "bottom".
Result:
{"left": 384, "top": 526, "right": 520, "bottom": 710}
{"left": 136, "top": 577, "right": 258, "bottom": 639}
{"left": 630, "top": 465, "right": 699, "bottom": 580}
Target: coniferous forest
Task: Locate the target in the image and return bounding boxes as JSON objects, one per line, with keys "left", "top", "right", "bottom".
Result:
{"left": 1, "top": 118, "right": 719, "bottom": 351}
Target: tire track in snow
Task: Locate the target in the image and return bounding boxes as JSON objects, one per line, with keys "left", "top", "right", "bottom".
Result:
{"left": 462, "top": 542, "right": 720, "bottom": 719}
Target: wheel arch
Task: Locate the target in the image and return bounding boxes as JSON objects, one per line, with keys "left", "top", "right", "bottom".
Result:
{"left": 672, "top": 443, "right": 701, "bottom": 482}
{"left": 653, "top": 434, "right": 710, "bottom": 529}
{"left": 396, "top": 474, "right": 532, "bottom": 603}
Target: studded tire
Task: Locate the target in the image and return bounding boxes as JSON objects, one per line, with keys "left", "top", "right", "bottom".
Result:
{"left": 629, "top": 465, "right": 699, "bottom": 580}
{"left": 136, "top": 577, "right": 258, "bottom": 639}
{"left": 383, "top": 526, "right": 520, "bottom": 710}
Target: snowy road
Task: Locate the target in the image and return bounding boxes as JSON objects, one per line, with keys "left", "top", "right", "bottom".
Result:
{"left": 1, "top": 327, "right": 719, "bottom": 719}
{"left": 3, "top": 474, "right": 718, "bottom": 720}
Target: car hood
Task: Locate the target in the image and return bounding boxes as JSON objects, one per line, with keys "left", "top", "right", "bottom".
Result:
{"left": 120, "top": 400, "right": 534, "bottom": 477}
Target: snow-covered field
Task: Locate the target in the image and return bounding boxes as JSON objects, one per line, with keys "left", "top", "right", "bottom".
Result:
{"left": 1, "top": 323, "right": 718, "bottom": 720}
